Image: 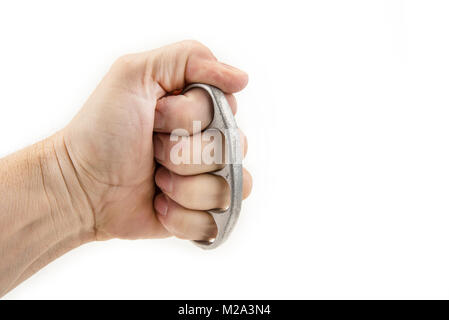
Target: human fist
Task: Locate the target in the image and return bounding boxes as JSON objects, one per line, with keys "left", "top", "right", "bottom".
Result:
{"left": 63, "top": 41, "right": 252, "bottom": 242}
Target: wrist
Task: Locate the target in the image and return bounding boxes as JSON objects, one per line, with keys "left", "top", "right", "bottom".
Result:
{"left": 34, "top": 133, "right": 96, "bottom": 245}
{"left": 0, "top": 134, "right": 96, "bottom": 295}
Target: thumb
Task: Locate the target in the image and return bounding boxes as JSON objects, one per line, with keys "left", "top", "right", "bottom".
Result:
{"left": 123, "top": 40, "right": 248, "bottom": 96}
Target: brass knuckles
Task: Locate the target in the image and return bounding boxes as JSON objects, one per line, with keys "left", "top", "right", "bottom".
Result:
{"left": 182, "top": 83, "right": 243, "bottom": 250}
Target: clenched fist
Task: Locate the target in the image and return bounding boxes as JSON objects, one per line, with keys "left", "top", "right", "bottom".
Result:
{"left": 63, "top": 40, "right": 253, "bottom": 241}
{"left": 0, "top": 40, "right": 253, "bottom": 295}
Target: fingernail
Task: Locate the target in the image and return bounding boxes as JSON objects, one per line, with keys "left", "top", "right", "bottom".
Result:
{"left": 220, "top": 62, "right": 249, "bottom": 89}
{"left": 154, "top": 108, "right": 165, "bottom": 131}
{"left": 156, "top": 167, "right": 173, "bottom": 193}
{"left": 220, "top": 62, "right": 245, "bottom": 74}
{"left": 155, "top": 194, "right": 168, "bottom": 216}
{"left": 153, "top": 134, "right": 164, "bottom": 161}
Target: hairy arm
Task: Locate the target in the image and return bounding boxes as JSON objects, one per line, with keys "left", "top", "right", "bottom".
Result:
{"left": 0, "top": 133, "right": 95, "bottom": 296}
{"left": 0, "top": 40, "right": 251, "bottom": 297}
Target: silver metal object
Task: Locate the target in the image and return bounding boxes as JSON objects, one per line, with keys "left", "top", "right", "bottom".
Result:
{"left": 182, "top": 83, "right": 243, "bottom": 250}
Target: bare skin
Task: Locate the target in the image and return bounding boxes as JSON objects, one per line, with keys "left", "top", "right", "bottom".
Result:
{"left": 0, "top": 40, "right": 252, "bottom": 296}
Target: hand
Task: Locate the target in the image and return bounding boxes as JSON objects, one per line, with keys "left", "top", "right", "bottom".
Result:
{"left": 63, "top": 40, "right": 252, "bottom": 242}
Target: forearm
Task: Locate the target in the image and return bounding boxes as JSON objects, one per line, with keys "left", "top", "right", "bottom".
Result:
{"left": 0, "top": 133, "right": 95, "bottom": 296}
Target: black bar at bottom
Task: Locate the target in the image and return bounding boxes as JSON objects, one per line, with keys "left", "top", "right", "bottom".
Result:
{"left": 0, "top": 299, "right": 447, "bottom": 318}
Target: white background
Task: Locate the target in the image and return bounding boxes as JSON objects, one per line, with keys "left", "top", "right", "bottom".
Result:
{"left": 2, "top": 0, "right": 449, "bottom": 299}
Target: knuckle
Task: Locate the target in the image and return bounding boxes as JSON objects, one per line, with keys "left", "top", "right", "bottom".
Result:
{"left": 243, "top": 168, "right": 253, "bottom": 199}
{"left": 226, "top": 94, "right": 238, "bottom": 114}
{"left": 113, "top": 54, "right": 132, "bottom": 68}
{"left": 181, "top": 39, "right": 206, "bottom": 50}
{"left": 111, "top": 54, "right": 139, "bottom": 73}
{"left": 180, "top": 39, "right": 215, "bottom": 59}
{"left": 239, "top": 130, "right": 248, "bottom": 157}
